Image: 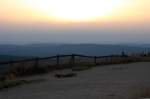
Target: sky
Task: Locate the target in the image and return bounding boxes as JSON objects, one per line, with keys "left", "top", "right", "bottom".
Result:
{"left": 0, "top": 0, "right": 150, "bottom": 44}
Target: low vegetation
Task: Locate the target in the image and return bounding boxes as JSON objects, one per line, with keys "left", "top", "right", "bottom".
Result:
{"left": 0, "top": 53, "right": 150, "bottom": 88}
{"left": 55, "top": 73, "right": 77, "bottom": 78}
{"left": 0, "top": 79, "right": 46, "bottom": 90}
{"left": 130, "top": 87, "right": 150, "bottom": 99}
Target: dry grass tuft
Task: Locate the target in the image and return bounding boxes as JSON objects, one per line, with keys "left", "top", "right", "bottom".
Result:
{"left": 130, "top": 87, "right": 150, "bottom": 99}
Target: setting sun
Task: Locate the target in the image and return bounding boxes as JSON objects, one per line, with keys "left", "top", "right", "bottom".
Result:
{"left": 23, "top": 0, "right": 128, "bottom": 22}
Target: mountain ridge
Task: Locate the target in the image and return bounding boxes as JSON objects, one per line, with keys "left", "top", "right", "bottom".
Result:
{"left": 0, "top": 44, "right": 149, "bottom": 57}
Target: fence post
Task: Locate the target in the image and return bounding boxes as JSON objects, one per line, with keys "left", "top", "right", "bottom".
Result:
{"left": 9, "top": 60, "right": 13, "bottom": 67}
{"left": 34, "top": 58, "right": 39, "bottom": 69}
{"left": 105, "top": 57, "right": 108, "bottom": 64}
{"left": 56, "top": 55, "right": 60, "bottom": 66}
{"left": 94, "top": 56, "right": 97, "bottom": 66}
{"left": 71, "top": 54, "right": 75, "bottom": 67}
{"left": 9, "top": 60, "right": 13, "bottom": 73}
{"left": 148, "top": 52, "right": 150, "bottom": 56}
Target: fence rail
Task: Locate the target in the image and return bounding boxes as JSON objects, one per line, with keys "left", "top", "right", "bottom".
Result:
{"left": 0, "top": 54, "right": 149, "bottom": 65}
{"left": 0, "top": 54, "right": 127, "bottom": 65}
{"left": 0, "top": 53, "right": 150, "bottom": 77}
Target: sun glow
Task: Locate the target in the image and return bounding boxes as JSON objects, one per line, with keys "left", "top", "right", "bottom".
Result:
{"left": 24, "top": 0, "right": 128, "bottom": 22}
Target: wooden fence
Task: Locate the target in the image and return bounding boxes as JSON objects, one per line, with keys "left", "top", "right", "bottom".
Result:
{"left": 0, "top": 54, "right": 150, "bottom": 77}
{"left": 0, "top": 54, "right": 129, "bottom": 67}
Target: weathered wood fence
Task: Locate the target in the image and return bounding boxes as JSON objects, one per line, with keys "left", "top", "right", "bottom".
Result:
{"left": 0, "top": 54, "right": 150, "bottom": 77}
{"left": 0, "top": 54, "right": 129, "bottom": 67}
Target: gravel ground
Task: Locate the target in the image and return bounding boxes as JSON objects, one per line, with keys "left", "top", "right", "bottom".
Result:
{"left": 0, "top": 62, "right": 150, "bottom": 99}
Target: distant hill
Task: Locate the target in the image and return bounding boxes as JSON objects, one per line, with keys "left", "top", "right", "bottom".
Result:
{"left": 0, "top": 44, "right": 149, "bottom": 57}
{"left": 0, "top": 55, "right": 32, "bottom": 62}
{"left": 134, "top": 44, "right": 150, "bottom": 48}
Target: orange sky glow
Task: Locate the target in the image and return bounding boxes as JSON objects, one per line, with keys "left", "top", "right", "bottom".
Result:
{"left": 0, "top": 0, "right": 150, "bottom": 25}
{"left": 0, "top": 0, "right": 150, "bottom": 44}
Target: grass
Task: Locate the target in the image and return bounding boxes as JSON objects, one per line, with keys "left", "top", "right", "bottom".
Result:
{"left": 0, "top": 79, "right": 46, "bottom": 90}
{"left": 55, "top": 73, "right": 77, "bottom": 78}
{"left": 0, "top": 80, "right": 29, "bottom": 90}
{"left": 0, "top": 56, "right": 149, "bottom": 89}
{"left": 130, "top": 87, "right": 150, "bottom": 99}
{"left": 72, "top": 65, "right": 93, "bottom": 71}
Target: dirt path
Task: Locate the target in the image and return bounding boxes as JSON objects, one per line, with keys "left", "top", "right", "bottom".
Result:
{"left": 0, "top": 62, "right": 150, "bottom": 99}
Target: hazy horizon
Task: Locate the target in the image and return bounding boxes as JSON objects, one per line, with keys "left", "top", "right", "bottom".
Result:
{"left": 0, "top": 0, "right": 150, "bottom": 44}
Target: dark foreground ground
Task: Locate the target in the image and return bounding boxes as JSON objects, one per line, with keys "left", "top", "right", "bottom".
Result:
{"left": 0, "top": 62, "right": 150, "bottom": 99}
